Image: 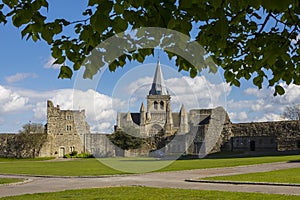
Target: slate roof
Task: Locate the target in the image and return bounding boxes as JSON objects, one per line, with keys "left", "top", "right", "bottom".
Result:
{"left": 149, "top": 59, "right": 169, "bottom": 95}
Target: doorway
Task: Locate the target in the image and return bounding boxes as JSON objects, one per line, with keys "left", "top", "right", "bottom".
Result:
{"left": 250, "top": 140, "right": 255, "bottom": 151}
{"left": 59, "top": 147, "right": 65, "bottom": 157}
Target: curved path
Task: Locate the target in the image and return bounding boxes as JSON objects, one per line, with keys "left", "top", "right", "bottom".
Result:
{"left": 0, "top": 161, "right": 300, "bottom": 198}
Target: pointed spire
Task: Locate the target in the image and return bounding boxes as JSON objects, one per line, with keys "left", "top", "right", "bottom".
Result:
{"left": 180, "top": 104, "right": 186, "bottom": 114}
{"left": 126, "top": 111, "right": 132, "bottom": 121}
{"left": 149, "top": 57, "right": 169, "bottom": 95}
{"left": 140, "top": 102, "right": 145, "bottom": 112}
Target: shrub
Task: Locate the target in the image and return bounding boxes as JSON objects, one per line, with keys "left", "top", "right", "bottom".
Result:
{"left": 69, "top": 151, "right": 78, "bottom": 156}
{"left": 63, "top": 152, "right": 93, "bottom": 158}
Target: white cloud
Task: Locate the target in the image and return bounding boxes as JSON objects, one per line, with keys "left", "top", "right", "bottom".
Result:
{"left": 238, "top": 112, "right": 248, "bottom": 121}
{"left": 255, "top": 113, "right": 284, "bottom": 122}
{"left": 5, "top": 73, "right": 38, "bottom": 83}
{"left": 228, "top": 83, "right": 300, "bottom": 123}
{"left": 123, "top": 75, "right": 231, "bottom": 112}
{"left": 0, "top": 85, "right": 29, "bottom": 113}
{"left": 43, "top": 56, "right": 61, "bottom": 69}
{"left": 30, "top": 89, "right": 126, "bottom": 133}
{"left": 0, "top": 84, "right": 126, "bottom": 133}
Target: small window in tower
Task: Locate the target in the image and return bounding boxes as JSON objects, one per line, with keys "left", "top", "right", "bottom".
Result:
{"left": 66, "top": 115, "right": 72, "bottom": 120}
{"left": 66, "top": 125, "right": 72, "bottom": 131}
{"left": 160, "top": 101, "right": 164, "bottom": 109}
{"left": 154, "top": 101, "right": 158, "bottom": 110}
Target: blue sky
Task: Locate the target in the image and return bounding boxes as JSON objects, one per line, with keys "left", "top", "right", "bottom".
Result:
{"left": 0, "top": 1, "right": 300, "bottom": 133}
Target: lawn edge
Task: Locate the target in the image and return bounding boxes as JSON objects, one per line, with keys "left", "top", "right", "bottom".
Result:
{"left": 185, "top": 179, "right": 300, "bottom": 187}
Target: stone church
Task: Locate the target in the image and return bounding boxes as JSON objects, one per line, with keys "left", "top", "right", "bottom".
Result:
{"left": 116, "top": 59, "right": 189, "bottom": 137}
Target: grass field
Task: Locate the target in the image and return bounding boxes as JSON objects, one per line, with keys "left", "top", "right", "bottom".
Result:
{"left": 0, "top": 178, "right": 24, "bottom": 185}
{"left": 0, "top": 154, "right": 299, "bottom": 176}
{"left": 202, "top": 167, "right": 300, "bottom": 184}
{"left": 0, "top": 186, "right": 299, "bottom": 200}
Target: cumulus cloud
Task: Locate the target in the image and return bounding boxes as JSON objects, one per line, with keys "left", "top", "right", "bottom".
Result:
{"left": 122, "top": 75, "right": 231, "bottom": 112}
{"left": 0, "top": 84, "right": 126, "bottom": 133}
{"left": 228, "top": 83, "right": 300, "bottom": 123}
{"left": 5, "top": 73, "right": 38, "bottom": 83}
{"left": 238, "top": 112, "right": 248, "bottom": 121}
{"left": 43, "top": 56, "right": 61, "bottom": 69}
{"left": 30, "top": 89, "right": 126, "bottom": 133}
{"left": 0, "top": 85, "right": 29, "bottom": 113}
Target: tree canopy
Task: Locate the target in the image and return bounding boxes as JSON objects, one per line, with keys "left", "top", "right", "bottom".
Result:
{"left": 1, "top": 0, "right": 300, "bottom": 95}
{"left": 108, "top": 129, "right": 145, "bottom": 150}
{"left": 19, "top": 122, "right": 45, "bottom": 134}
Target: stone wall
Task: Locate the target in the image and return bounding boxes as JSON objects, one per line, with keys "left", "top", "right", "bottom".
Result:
{"left": 230, "top": 121, "right": 300, "bottom": 151}
{"left": 0, "top": 133, "right": 47, "bottom": 158}
{"left": 85, "top": 134, "right": 115, "bottom": 157}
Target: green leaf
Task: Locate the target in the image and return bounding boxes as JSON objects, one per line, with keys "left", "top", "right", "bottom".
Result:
{"left": 114, "top": 4, "right": 124, "bottom": 14}
{"left": 32, "top": 33, "right": 40, "bottom": 42}
{"left": 109, "top": 60, "right": 117, "bottom": 71}
{"left": 190, "top": 67, "right": 197, "bottom": 78}
{"left": 73, "top": 62, "right": 81, "bottom": 71}
{"left": 2, "top": 0, "right": 18, "bottom": 8}
{"left": 253, "top": 76, "right": 263, "bottom": 88}
{"left": 224, "top": 71, "right": 235, "bottom": 82}
{"left": 113, "top": 16, "right": 127, "bottom": 32}
{"left": 54, "top": 57, "right": 66, "bottom": 64}
{"left": 51, "top": 46, "right": 62, "bottom": 58}
{"left": 90, "top": 13, "right": 110, "bottom": 33}
{"left": 12, "top": 13, "right": 30, "bottom": 27}
{"left": 274, "top": 85, "right": 285, "bottom": 95}
{"left": 58, "top": 66, "right": 73, "bottom": 79}
{"left": 232, "top": 79, "right": 241, "bottom": 87}
{"left": 88, "top": 0, "right": 98, "bottom": 6}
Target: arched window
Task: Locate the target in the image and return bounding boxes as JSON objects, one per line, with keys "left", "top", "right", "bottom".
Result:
{"left": 148, "top": 124, "right": 163, "bottom": 136}
{"left": 160, "top": 101, "right": 164, "bottom": 110}
{"left": 154, "top": 101, "right": 158, "bottom": 110}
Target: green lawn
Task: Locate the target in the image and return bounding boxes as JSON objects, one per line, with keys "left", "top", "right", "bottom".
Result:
{"left": 0, "top": 155, "right": 299, "bottom": 176}
{"left": 0, "top": 178, "right": 24, "bottom": 185}
{"left": 0, "top": 186, "right": 299, "bottom": 200}
{"left": 202, "top": 167, "right": 300, "bottom": 184}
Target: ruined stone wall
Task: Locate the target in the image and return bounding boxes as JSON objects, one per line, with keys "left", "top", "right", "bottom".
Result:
{"left": 230, "top": 121, "right": 300, "bottom": 151}
{"left": 85, "top": 134, "right": 115, "bottom": 157}
{"left": 0, "top": 133, "right": 47, "bottom": 158}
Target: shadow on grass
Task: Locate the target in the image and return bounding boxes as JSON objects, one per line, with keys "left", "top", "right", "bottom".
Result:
{"left": 288, "top": 160, "right": 300, "bottom": 163}
{"left": 205, "top": 151, "right": 300, "bottom": 159}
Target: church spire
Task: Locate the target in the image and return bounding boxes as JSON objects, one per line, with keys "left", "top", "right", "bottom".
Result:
{"left": 149, "top": 57, "right": 169, "bottom": 95}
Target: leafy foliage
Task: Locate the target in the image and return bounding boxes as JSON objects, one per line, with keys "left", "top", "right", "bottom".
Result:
{"left": 2, "top": 0, "right": 300, "bottom": 94}
{"left": 63, "top": 151, "right": 94, "bottom": 158}
{"left": 282, "top": 104, "right": 300, "bottom": 120}
{"left": 108, "top": 129, "right": 145, "bottom": 150}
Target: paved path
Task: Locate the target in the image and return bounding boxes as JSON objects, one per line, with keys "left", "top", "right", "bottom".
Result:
{"left": 0, "top": 161, "right": 300, "bottom": 198}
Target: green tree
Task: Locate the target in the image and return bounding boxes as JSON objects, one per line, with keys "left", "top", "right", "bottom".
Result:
{"left": 1, "top": 0, "right": 300, "bottom": 95}
{"left": 108, "top": 129, "right": 145, "bottom": 151}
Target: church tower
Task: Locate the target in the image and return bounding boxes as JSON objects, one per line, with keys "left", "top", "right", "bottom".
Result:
{"left": 146, "top": 58, "right": 173, "bottom": 135}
